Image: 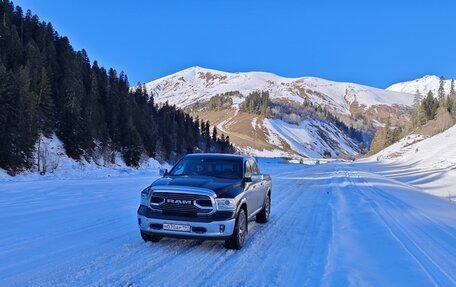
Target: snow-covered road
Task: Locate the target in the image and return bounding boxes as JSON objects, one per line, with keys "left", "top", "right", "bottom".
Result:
{"left": 1, "top": 160, "right": 455, "bottom": 286}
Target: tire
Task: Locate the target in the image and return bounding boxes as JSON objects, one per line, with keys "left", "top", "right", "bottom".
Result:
{"left": 140, "top": 231, "right": 162, "bottom": 243}
{"left": 225, "top": 208, "right": 247, "bottom": 250}
{"left": 256, "top": 193, "right": 270, "bottom": 223}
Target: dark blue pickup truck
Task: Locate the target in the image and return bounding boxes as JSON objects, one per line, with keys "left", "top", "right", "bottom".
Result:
{"left": 137, "top": 154, "right": 272, "bottom": 249}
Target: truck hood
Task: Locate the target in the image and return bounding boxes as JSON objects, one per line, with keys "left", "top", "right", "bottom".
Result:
{"left": 151, "top": 176, "right": 242, "bottom": 197}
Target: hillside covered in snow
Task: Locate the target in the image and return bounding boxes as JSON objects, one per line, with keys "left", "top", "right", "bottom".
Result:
{"left": 362, "top": 124, "right": 456, "bottom": 199}
{"left": 387, "top": 75, "right": 455, "bottom": 96}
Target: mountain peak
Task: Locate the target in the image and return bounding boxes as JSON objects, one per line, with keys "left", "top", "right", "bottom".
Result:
{"left": 386, "top": 75, "right": 454, "bottom": 95}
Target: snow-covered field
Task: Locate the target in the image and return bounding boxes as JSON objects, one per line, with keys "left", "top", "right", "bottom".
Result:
{"left": 1, "top": 159, "right": 455, "bottom": 286}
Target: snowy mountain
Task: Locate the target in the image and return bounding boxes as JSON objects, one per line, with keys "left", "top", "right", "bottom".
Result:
{"left": 146, "top": 66, "right": 414, "bottom": 114}
{"left": 366, "top": 124, "right": 456, "bottom": 199}
{"left": 386, "top": 75, "right": 455, "bottom": 96}
{"left": 144, "top": 66, "right": 415, "bottom": 158}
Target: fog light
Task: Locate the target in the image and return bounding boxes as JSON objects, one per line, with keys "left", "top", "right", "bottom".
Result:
{"left": 219, "top": 224, "right": 225, "bottom": 233}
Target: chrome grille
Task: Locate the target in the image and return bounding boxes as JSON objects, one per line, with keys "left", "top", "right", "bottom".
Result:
{"left": 150, "top": 191, "right": 214, "bottom": 214}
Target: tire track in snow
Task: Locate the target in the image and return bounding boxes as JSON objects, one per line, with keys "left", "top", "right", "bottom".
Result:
{"left": 346, "top": 170, "right": 456, "bottom": 286}
{"left": 4, "top": 163, "right": 455, "bottom": 287}
{"left": 146, "top": 175, "right": 313, "bottom": 286}
{"left": 42, "top": 168, "right": 308, "bottom": 286}
{"left": 138, "top": 165, "right": 333, "bottom": 287}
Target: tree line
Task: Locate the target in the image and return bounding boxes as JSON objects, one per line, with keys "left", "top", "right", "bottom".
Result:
{"left": 0, "top": 1, "right": 233, "bottom": 174}
{"left": 411, "top": 77, "right": 456, "bottom": 127}
{"left": 239, "top": 90, "right": 270, "bottom": 115}
{"left": 189, "top": 91, "right": 236, "bottom": 112}
{"left": 370, "top": 77, "right": 456, "bottom": 154}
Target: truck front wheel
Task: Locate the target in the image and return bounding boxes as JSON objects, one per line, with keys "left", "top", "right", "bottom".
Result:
{"left": 141, "top": 231, "right": 162, "bottom": 243}
{"left": 225, "top": 209, "right": 247, "bottom": 250}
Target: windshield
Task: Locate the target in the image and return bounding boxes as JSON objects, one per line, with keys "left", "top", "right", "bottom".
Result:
{"left": 168, "top": 157, "right": 243, "bottom": 179}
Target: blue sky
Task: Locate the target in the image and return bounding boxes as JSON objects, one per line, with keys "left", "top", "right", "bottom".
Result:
{"left": 13, "top": 0, "right": 456, "bottom": 88}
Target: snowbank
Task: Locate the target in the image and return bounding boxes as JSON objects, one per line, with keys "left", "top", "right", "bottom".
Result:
{"left": 362, "top": 125, "right": 456, "bottom": 199}
{"left": 0, "top": 134, "right": 166, "bottom": 182}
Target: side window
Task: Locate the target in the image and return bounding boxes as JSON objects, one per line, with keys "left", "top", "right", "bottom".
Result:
{"left": 172, "top": 161, "right": 186, "bottom": 175}
{"left": 244, "top": 161, "right": 252, "bottom": 178}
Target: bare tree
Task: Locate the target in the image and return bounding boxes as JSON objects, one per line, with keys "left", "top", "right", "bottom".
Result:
{"left": 37, "top": 136, "right": 59, "bottom": 175}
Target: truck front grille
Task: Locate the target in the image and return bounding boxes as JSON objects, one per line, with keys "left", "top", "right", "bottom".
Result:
{"left": 150, "top": 192, "right": 214, "bottom": 215}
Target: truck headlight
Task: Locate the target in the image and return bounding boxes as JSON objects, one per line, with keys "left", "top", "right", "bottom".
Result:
{"left": 216, "top": 198, "right": 236, "bottom": 211}
{"left": 140, "top": 187, "right": 151, "bottom": 205}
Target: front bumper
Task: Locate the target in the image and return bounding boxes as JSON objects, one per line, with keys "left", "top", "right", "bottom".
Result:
{"left": 138, "top": 215, "right": 236, "bottom": 240}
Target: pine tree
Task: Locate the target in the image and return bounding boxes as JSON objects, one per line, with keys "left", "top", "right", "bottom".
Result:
{"left": 0, "top": 1, "right": 234, "bottom": 171}
{"left": 450, "top": 79, "right": 455, "bottom": 99}
{"left": 205, "top": 121, "right": 211, "bottom": 152}
{"left": 422, "top": 91, "right": 439, "bottom": 121}
{"left": 450, "top": 79, "right": 456, "bottom": 117}
{"left": 212, "top": 126, "right": 217, "bottom": 142}
{"left": 0, "top": 66, "right": 23, "bottom": 171}
{"left": 17, "top": 63, "right": 40, "bottom": 166}
{"left": 384, "top": 116, "right": 393, "bottom": 145}
{"left": 438, "top": 76, "right": 446, "bottom": 107}
{"left": 413, "top": 89, "right": 422, "bottom": 108}
{"left": 36, "top": 67, "right": 54, "bottom": 135}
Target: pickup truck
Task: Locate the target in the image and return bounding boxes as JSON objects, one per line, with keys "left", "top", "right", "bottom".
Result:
{"left": 137, "top": 154, "right": 272, "bottom": 249}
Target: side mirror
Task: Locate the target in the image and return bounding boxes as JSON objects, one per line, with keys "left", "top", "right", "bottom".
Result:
{"left": 159, "top": 168, "right": 168, "bottom": 177}
{"left": 250, "top": 173, "right": 263, "bottom": 183}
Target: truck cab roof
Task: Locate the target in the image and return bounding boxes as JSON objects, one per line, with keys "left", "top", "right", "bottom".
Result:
{"left": 183, "top": 153, "right": 253, "bottom": 161}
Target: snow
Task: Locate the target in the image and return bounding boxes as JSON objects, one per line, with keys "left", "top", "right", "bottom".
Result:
{"left": 386, "top": 75, "right": 455, "bottom": 96}
{"left": 251, "top": 117, "right": 257, "bottom": 130}
{"left": 144, "top": 66, "right": 415, "bottom": 114}
{"left": 0, "top": 134, "right": 165, "bottom": 182}
{"left": 241, "top": 147, "right": 294, "bottom": 158}
{"left": 1, "top": 159, "right": 455, "bottom": 286}
{"left": 264, "top": 118, "right": 358, "bottom": 158}
{"left": 362, "top": 124, "right": 456, "bottom": 199}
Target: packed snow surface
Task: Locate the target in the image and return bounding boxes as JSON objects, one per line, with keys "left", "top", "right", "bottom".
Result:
{"left": 1, "top": 159, "right": 455, "bottom": 286}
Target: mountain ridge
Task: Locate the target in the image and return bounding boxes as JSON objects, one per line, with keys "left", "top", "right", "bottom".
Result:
{"left": 142, "top": 66, "right": 423, "bottom": 158}
{"left": 145, "top": 66, "right": 415, "bottom": 114}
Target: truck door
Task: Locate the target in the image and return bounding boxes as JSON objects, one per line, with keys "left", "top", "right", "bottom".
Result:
{"left": 250, "top": 158, "right": 266, "bottom": 212}
{"left": 244, "top": 160, "right": 257, "bottom": 217}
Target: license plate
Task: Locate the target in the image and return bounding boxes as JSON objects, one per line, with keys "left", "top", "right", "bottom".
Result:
{"left": 163, "top": 223, "right": 191, "bottom": 232}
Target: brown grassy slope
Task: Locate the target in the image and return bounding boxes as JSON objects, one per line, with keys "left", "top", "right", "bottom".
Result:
{"left": 191, "top": 109, "right": 294, "bottom": 154}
